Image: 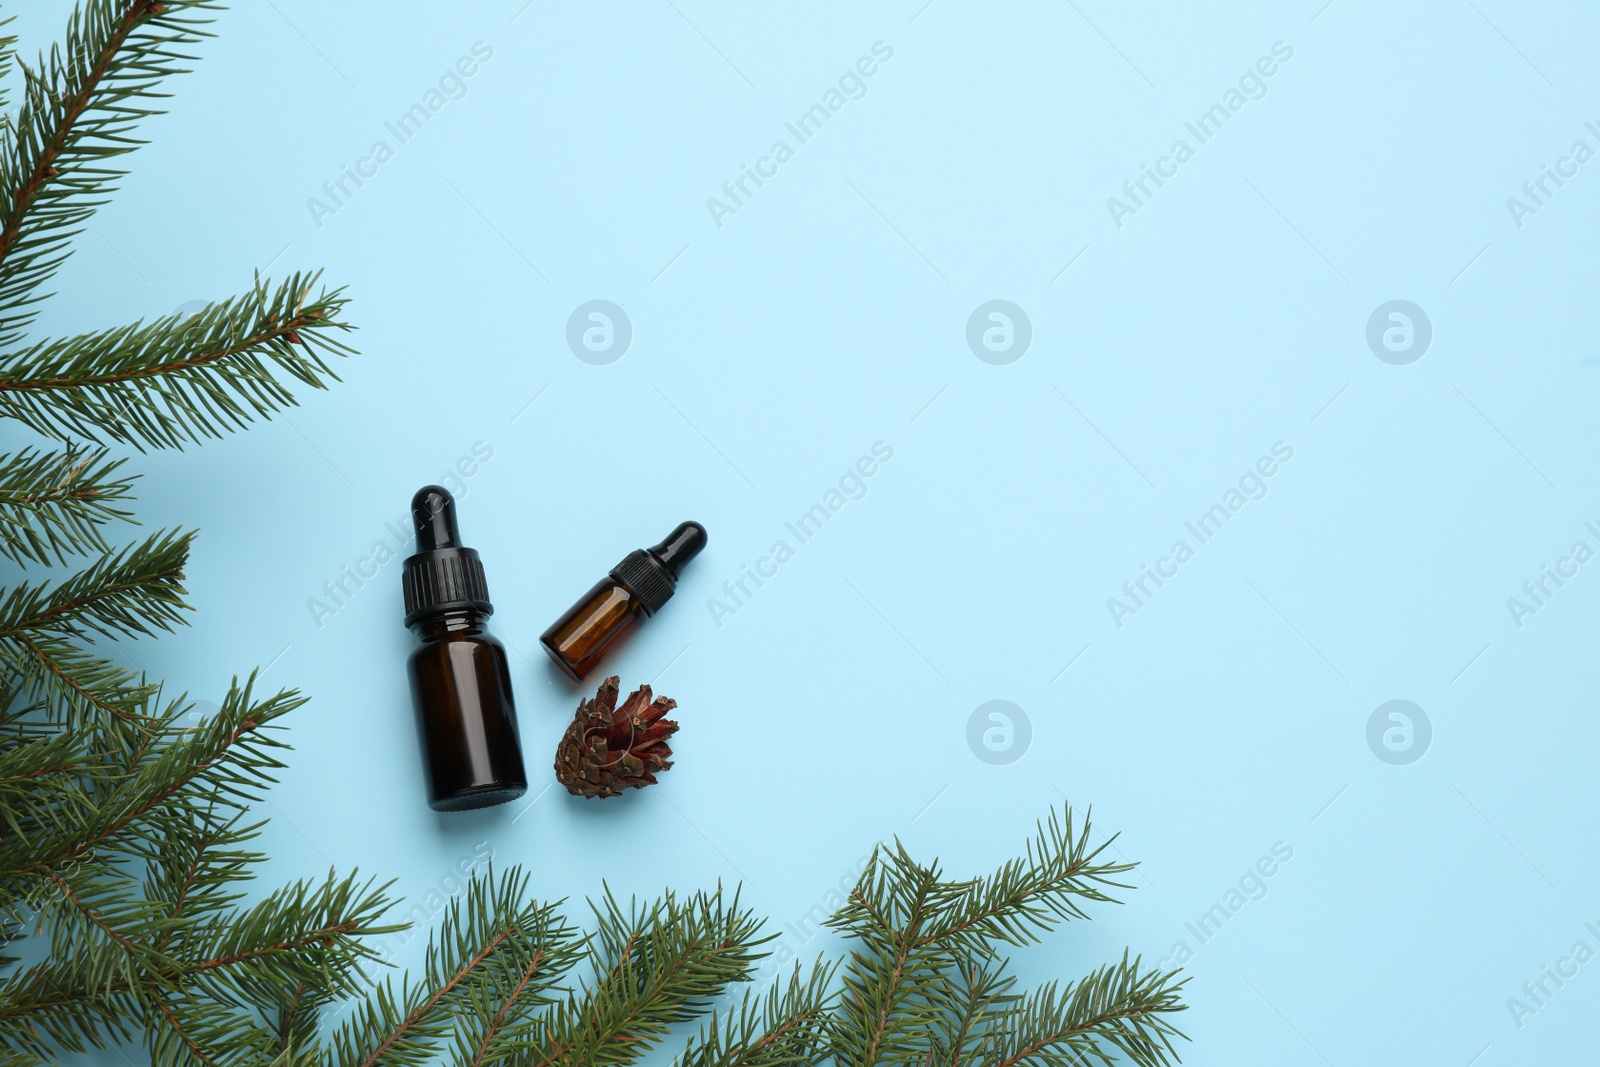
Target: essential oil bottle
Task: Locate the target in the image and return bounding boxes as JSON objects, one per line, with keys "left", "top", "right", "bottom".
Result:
{"left": 401, "top": 485, "right": 527, "bottom": 811}
{"left": 540, "top": 521, "right": 706, "bottom": 682}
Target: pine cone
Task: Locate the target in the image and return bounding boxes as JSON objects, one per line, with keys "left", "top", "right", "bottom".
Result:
{"left": 554, "top": 676, "right": 678, "bottom": 799}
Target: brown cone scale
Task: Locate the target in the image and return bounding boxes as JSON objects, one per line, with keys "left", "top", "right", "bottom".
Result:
{"left": 554, "top": 676, "right": 679, "bottom": 798}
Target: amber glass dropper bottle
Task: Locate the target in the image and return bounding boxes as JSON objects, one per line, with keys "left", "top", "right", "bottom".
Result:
{"left": 401, "top": 485, "right": 527, "bottom": 811}
{"left": 540, "top": 521, "right": 707, "bottom": 682}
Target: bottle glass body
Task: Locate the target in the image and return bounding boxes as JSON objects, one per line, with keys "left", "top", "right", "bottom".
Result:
{"left": 407, "top": 612, "right": 527, "bottom": 811}
{"left": 539, "top": 577, "right": 645, "bottom": 682}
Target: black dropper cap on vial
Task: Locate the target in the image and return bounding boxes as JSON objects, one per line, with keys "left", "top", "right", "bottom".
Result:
{"left": 611, "top": 521, "right": 709, "bottom": 616}
{"left": 401, "top": 486, "right": 526, "bottom": 812}
{"left": 402, "top": 486, "right": 493, "bottom": 628}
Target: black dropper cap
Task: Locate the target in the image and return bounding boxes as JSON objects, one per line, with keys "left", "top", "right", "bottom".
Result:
{"left": 609, "top": 521, "right": 707, "bottom": 615}
{"left": 401, "top": 486, "right": 492, "bottom": 628}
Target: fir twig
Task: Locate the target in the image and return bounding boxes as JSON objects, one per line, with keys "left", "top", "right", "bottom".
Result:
{"left": 0, "top": 528, "right": 188, "bottom": 732}
{"left": 0, "top": 445, "right": 134, "bottom": 567}
{"left": 825, "top": 807, "right": 1186, "bottom": 1067}
{"left": 330, "top": 869, "right": 580, "bottom": 1067}
{"left": 528, "top": 886, "right": 766, "bottom": 1067}
{"left": 922, "top": 957, "right": 1018, "bottom": 1067}
{"left": 0, "top": 273, "right": 356, "bottom": 450}
{"left": 9, "top": 675, "right": 300, "bottom": 885}
{"left": 828, "top": 849, "right": 946, "bottom": 1067}
{"left": 979, "top": 955, "right": 1188, "bottom": 1067}
{"left": 675, "top": 960, "right": 838, "bottom": 1067}
{"left": 0, "top": 632, "right": 152, "bottom": 729}
{"left": 919, "top": 807, "right": 1133, "bottom": 953}
{"left": 0, "top": 0, "right": 219, "bottom": 349}
{"left": 0, "top": 2, "right": 371, "bottom": 1063}
{"left": 0, "top": 528, "right": 191, "bottom": 642}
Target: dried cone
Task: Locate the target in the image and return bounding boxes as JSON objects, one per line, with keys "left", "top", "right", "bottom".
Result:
{"left": 554, "top": 676, "right": 678, "bottom": 799}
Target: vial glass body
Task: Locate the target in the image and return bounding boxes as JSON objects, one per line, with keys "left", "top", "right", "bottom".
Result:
{"left": 539, "top": 577, "right": 645, "bottom": 682}
{"left": 407, "top": 612, "right": 527, "bottom": 811}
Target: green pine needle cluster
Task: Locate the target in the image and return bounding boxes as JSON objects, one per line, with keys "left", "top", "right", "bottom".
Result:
{"left": 291, "top": 810, "right": 1182, "bottom": 1067}
{"left": 0, "top": 3, "right": 1190, "bottom": 1067}
{"left": 47, "top": 806, "right": 1178, "bottom": 1067}
{"left": 825, "top": 810, "right": 1186, "bottom": 1067}
{"left": 0, "top": 0, "right": 378, "bottom": 1064}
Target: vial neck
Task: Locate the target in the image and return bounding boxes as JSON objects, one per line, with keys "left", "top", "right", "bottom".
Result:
{"left": 414, "top": 610, "right": 487, "bottom": 640}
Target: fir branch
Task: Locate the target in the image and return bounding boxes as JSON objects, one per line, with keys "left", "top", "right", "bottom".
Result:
{"left": 977, "top": 955, "right": 1187, "bottom": 1067}
{"left": 922, "top": 958, "right": 1018, "bottom": 1067}
{"left": 0, "top": 4, "right": 378, "bottom": 1062}
{"left": 143, "top": 977, "right": 339, "bottom": 1067}
{"left": 273, "top": 978, "right": 340, "bottom": 1061}
{"left": 0, "top": 727, "right": 98, "bottom": 842}
{"left": 0, "top": 957, "right": 140, "bottom": 1058}
{"left": 138, "top": 808, "right": 266, "bottom": 955}
{"left": 2, "top": 807, "right": 1187, "bottom": 1067}
{"left": 0, "top": 445, "right": 134, "bottom": 567}
{"left": 918, "top": 808, "right": 1132, "bottom": 954}
{"left": 448, "top": 894, "right": 586, "bottom": 1067}
{"left": 824, "top": 808, "right": 1152, "bottom": 1067}
{"left": 24, "top": 852, "right": 165, "bottom": 997}
{"left": 827, "top": 849, "right": 947, "bottom": 1067}
{"left": 0, "top": 273, "right": 355, "bottom": 450}
{"left": 0, "top": 1045, "right": 43, "bottom": 1067}
{"left": 0, "top": 633, "right": 156, "bottom": 731}
{"left": 172, "top": 869, "right": 397, "bottom": 1009}
{"left": 330, "top": 869, "right": 574, "bottom": 1067}
{"left": 83, "top": 678, "right": 297, "bottom": 847}
{"left": 12, "top": 675, "right": 300, "bottom": 882}
{"left": 0, "top": 0, "right": 218, "bottom": 348}
{"left": 0, "top": 528, "right": 190, "bottom": 642}
{"left": 674, "top": 961, "right": 837, "bottom": 1067}
{"left": 145, "top": 986, "right": 267, "bottom": 1067}
{"left": 0, "top": 871, "right": 395, "bottom": 1066}
{"left": 529, "top": 886, "right": 767, "bottom": 1067}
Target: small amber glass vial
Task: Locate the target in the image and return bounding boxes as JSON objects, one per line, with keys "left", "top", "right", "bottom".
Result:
{"left": 402, "top": 486, "right": 527, "bottom": 811}
{"left": 540, "top": 522, "right": 706, "bottom": 682}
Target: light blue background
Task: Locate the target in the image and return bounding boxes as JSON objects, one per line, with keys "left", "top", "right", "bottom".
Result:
{"left": 18, "top": 0, "right": 1600, "bottom": 1062}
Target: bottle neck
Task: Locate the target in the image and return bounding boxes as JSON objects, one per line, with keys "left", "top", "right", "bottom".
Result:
{"left": 412, "top": 609, "right": 487, "bottom": 640}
